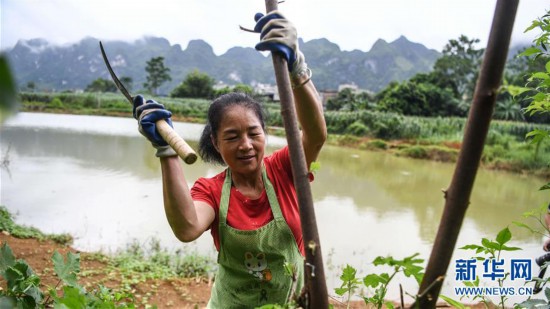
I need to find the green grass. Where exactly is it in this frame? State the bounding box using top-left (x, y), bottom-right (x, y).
top-left (0, 205), bottom-right (216, 284)
top-left (18, 91), bottom-right (550, 176)
top-left (0, 205), bottom-right (73, 245)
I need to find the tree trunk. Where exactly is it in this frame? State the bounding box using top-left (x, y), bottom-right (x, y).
top-left (416, 1), bottom-right (519, 308)
top-left (263, 1), bottom-right (329, 307)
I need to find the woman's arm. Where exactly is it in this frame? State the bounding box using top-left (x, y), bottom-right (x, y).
top-left (253, 11), bottom-right (327, 169)
top-left (132, 95), bottom-right (214, 242)
top-left (160, 156), bottom-right (215, 242)
top-left (292, 78), bottom-right (327, 169)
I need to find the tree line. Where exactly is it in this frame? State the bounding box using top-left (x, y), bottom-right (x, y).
top-left (84, 56), bottom-right (253, 100)
top-left (81, 34), bottom-right (548, 124)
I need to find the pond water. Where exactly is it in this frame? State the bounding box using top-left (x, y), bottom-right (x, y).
top-left (1, 112), bottom-right (547, 304)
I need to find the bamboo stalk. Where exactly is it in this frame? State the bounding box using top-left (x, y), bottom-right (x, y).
top-left (263, 0), bottom-right (329, 307)
top-left (415, 1), bottom-right (519, 308)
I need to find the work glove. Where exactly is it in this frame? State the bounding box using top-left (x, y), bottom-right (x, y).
top-left (133, 95), bottom-right (177, 157)
top-left (253, 11), bottom-right (310, 84)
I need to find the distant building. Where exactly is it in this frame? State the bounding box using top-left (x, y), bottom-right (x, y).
top-left (338, 83), bottom-right (359, 92)
top-left (319, 90), bottom-right (338, 106)
top-left (254, 83), bottom-right (279, 101)
top-left (213, 81), bottom-right (229, 90)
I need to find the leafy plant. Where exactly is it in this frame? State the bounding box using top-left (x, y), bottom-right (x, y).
top-left (0, 54), bottom-right (18, 124)
top-left (0, 242), bottom-right (135, 308)
top-left (334, 264), bottom-right (362, 308)
top-left (334, 253), bottom-right (424, 309)
top-left (506, 11), bottom-right (550, 165)
top-left (458, 227), bottom-right (522, 308)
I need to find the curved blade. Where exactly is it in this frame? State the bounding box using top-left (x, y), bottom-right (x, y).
top-left (99, 41), bottom-right (133, 104)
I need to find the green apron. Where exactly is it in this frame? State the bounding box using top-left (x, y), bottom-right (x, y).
top-left (207, 166), bottom-right (304, 308)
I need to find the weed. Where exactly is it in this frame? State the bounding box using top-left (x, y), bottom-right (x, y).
top-left (0, 242), bottom-right (135, 308)
top-left (334, 253), bottom-right (424, 309)
top-left (456, 227), bottom-right (522, 308)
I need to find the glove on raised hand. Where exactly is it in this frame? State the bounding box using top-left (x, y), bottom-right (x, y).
top-left (133, 95), bottom-right (177, 157)
top-left (253, 11), bottom-right (308, 80)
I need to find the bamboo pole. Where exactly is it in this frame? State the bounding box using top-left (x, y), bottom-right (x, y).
top-left (415, 1), bottom-right (519, 308)
top-left (263, 0), bottom-right (329, 307)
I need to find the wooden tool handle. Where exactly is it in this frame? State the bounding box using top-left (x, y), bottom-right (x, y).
top-left (156, 120), bottom-right (198, 164)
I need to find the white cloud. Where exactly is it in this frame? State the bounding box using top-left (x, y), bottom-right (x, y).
top-left (1, 0), bottom-right (548, 54)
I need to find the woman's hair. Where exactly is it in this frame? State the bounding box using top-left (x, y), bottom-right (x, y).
top-left (198, 92), bottom-right (266, 165)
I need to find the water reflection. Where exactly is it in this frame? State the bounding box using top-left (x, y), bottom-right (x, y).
top-left (313, 145), bottom-right (546, 243)
top-left (1, 112), bottom-right (548, 303)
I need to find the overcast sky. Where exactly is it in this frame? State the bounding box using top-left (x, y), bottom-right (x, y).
top-left (1, 0), bottom-right (548, 55)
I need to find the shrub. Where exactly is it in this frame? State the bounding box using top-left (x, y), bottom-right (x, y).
top-left (346, 121), bottom-right (370, 136)
top-left (366, 139), bottom-right (388, 150)
top-left (49, 98), bottom-right (64, 109)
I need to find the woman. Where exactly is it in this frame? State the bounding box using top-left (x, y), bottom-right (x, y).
top-left (133, 11), bottom-right (326, 307)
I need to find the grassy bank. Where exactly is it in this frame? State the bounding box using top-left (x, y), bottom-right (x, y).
top-left (0, 206), bottom-right (215, 307)
top-left (18, 91), bottom-right (550, 178)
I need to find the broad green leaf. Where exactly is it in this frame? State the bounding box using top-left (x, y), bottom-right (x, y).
top-left (373, 256), bottom-right (393, 266)
top-left (4, 266), bottom-right (23, 290)
top-left (524, 20), bottom-right (542, 33)
top-left (334, 287), bottom-right (348, 296)
top-left (496, 227), bottom-right (512, 245)
top-left (500, 245), bottom-right (522, 251)
top-left (339, 264), bottom-right (357, 282)
top-left (530, 72), bottom-right (550, 80)
top-left (20, 295), bottom-right (37, 309)
top-left (481, 238), bottom-right (500, 250)
top-left (0, 243), bottom-right (15, 274)
top-left (526, 130), bottom-right (549, 145)
top-left (519, 47), bottom-right (541, 56)
top-left (512, 221), bottom-right (536, 233)
top-left (309, 161), bottom-right (321, 173)
top-left (440, 295), bottom-right (470, 309)
top-left (518, 299), bottom-right (548, 307)
top-left (363, 274), bottom-right (384, 288)
top-left (504, 85), bottom-right (532, 97)
top-left (413, 272), bottom-right (424, 284)
top-left (52, 251), bottom-right (80, 287)
top-left (546, 60), bottom-right (550, 73)
top-left (54, 286), bottom-right (86, 308)
top-left (0, 297), bottom-right (16, 308)
top-left (532, 92), bottom-right (547, 102)
top-left (459, 244), bottom-right (483, 251)
top-left (522, 210), bottom-right (537, 217)
top-left (0, 56), bottom-right (18, 123)
top-left (24, 285), bottom-right (43, 306)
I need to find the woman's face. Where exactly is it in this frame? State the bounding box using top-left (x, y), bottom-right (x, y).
top-left (213, 105), bottom-right (266, 175)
